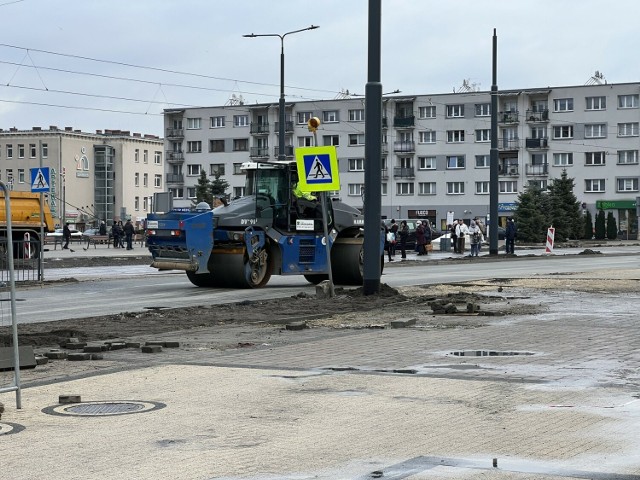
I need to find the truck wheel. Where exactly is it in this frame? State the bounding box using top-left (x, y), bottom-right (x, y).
top-left (243, 248), bottom-right (271, 288)
top-left (186, 271), bottom-right (216, 287)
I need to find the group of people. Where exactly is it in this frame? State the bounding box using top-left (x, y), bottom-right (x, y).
top-left (111, 219), bottom-right (136, 250)
top-left (385, 219), bottom-right (434, 261)
top-left (449, 218), bottom-right (484, 257)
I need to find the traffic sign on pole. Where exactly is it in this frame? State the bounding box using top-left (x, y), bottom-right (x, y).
top-left (295, 146), bottom-right (340, 192)
top-left (30, 167), bottom-right (50, 193)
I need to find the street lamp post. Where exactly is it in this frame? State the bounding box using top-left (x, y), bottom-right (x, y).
top-left (243, 25), bottom-right (319, 161)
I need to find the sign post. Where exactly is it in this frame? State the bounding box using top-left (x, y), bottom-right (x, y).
top-left (295, 140), bottom-right (340, 297)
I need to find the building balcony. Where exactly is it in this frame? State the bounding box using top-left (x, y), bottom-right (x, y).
top-left (250, 123), bottom-right (270, 135)
top-left (393, 115), bottom-right (415, 128)
top-left (525, 137), bottom-right (549, 149)
top-left (525, 109), bottom-right (549, 122)
top-left (499, 111), bottom-right (519, 124)
top-left (250, 147), bottom-right (270, 158)
top-left (526, 164), bottom-right (549, 176)
top-left (498, 164), bottom-right (519, 176)
top-left (393, 167), bottom-right (415, 178)
top-left (165, 128), bottom-right (184, 139)
top-left (381, 143), bottom-right (389, 155)
top-left (273, 145), bottom-right (294, 157)
top-left (499, 137), bottom-right (520, 150)
top-left (166, 151), bottom-right (184, 164)
top-left (166, 173), bottom-right (184, 184)
top-left (381, 168), bottom-right (389, 180)
top-left (382, 117), bottom-right (388, 129)
top-left (393, 140), bottom-right (415, 153)
top-left (274, 121), bottom-right (294, 133)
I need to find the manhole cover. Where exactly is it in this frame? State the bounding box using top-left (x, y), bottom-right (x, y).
top-left (450, 350), bottom-right (534, 357)
top-left (0, 422), bottom-right (26, 435)
top-left (42, 400), bottom-right (165, 417)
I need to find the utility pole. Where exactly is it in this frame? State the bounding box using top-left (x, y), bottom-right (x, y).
top-left (489, 29), bottom-right (499, 255)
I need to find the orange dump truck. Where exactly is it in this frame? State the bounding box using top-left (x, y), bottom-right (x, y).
top-left (0, 191), bottom-right (55, 245)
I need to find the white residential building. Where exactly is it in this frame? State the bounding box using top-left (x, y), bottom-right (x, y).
top-left (164, 82), bottom-right (639, 238)
top-left (0, 126), bottom-right (164, 229)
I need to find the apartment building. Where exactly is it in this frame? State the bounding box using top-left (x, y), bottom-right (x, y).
top-left (164, 81), bottom-right (639, 237)
top-left (0, 126), bottom-right (164, 229)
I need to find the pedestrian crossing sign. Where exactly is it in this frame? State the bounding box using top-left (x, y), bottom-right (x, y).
top-left (295, 146), bottom-right (340, 192)
top-left (30, 167), bottom-right (50, 193)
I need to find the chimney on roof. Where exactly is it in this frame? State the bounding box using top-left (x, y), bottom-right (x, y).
top-left (74, 130), bottom-right (81, 133)
top-left (49, 125), bottom-right (58, 131)
top-left (32, 127), bottom-right (42, 131)
top-left (132, 132), bottom-right (141, 138)
top-left (9, 127), bottom-right (17, 132)
top-left (65, 127), bottom-right (73, 131)
top-left (96, 130), bottom-right (102, 135)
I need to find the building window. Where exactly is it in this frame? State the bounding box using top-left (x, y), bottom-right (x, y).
top-left (381, 183), bottom-right (387, 196)
top-left (618, 122), bottom-right (639, 137)
top-left (322, 111), bottom-right (339, 123)
top-left (143, 150), bottom-right (148, 163)
top-left (418, 131), bottom-right (436, 143)
top-left (134, 149), bottom-right (139, 163)
top-left (134, 172), bottom-right (139, 187)
top-left (396, 182), bottom-right (414, 196)
top-left (585, 96), bottom-right (606, 110)
top-left (209, 139), bottom-right (225, 152)
top-left (584, 124), bottom-right (607, 138)
top-left (154, 174), bottom-right (162, 188)
top-left (348, 109), bottom-right (365, 121)
top-left (553, 125), bottom-right (574, 139)
top-left (233, 163), bottom-right (243, 174)
top-left (553, 98), bottom-right (574, 112)
top-left (18, 169), bottom-right (25, 183)
top-left (475, 155), bottom-right (490, 168)
top-left (618, 94), bottom-right (639, 109)
top-left (553, 152), bottom-right (573, 166)
top-left (475, 103), bottom-right (491, 116)
top-left (348, 183), bottom-right (365, 196)
top-left (143, 173), bottom-right (148, 187)
top-left (529, 179), bottom-right (548, 190)
top-left (187, 187), bottom-right (196, 199)
top-left (585, 179), bottom-right (606, 192)
top-left (29, 144), bottom-right (36, 158)
top-left (233, 138), bottom-right (248, 151)
top-left (446, 130), bottom-right (465, 143)
top-left (233, 186), bottom-right (245, 198)
top-left (154, 151), bottom-right (162, 165)
top-left (296, 111), bottom-right (313, 124)
top-left (233, 115), bottom-right (249, 127)
top-left (187, 164), bottom-right (201, 176)
top-left (5, 145), bottom-right (12, 158)
top-left (143, 197), bottom-right (148, 211)
top-left (475, 181), bottom-right (489, 194)
top-left (41, 143), bottom-right (48, 158)
top-left (348, 134), bottom-right (365, 146)
top-left (298, 136), bottom-right (313, 147)
top-left (418, 156), bottom-right (436, 170)
top-left (616, 177), bottom-right (638, 192)
top-left (618, 150), bottom-right (638, 165)
top-left (210, 116), bottom-right (225, 128)
top-left (418, 182), bottom-right (436, 195)
top-left (323, 135), bottom-right (339, 146)
top-left (585, 151), bottom-right (606, 166)
top-left (418, 106), bottom-right (436, 118)
top-left (348, 158), bottom-right (365, 171)
top-left (446, 155), bottom-right (465, 169)
top-left (445, 104), bottom-right (464, 118)
top-left (187, 141), bottom-right (202, 153)
top-left (170, 188), bottom-right (184, 199)
top-left (446, 182), bottom-right (464, 194)
top-left (210, 163), bottom-right (225, 176)
top-left (499, 181), bottom-right (518, 193)
top-left (134, 196), bottom-right (139, 211)
top-left (187, 118), bottom-right (201, 129)
top-left (18, 144), bottom-right (24, 158)
top-left (475, 129), bottom-right (490, 142)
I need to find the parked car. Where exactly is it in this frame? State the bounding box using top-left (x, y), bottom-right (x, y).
top-left (82, 228), bottom-right (100, 237)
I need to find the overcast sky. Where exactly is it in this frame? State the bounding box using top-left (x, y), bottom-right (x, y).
top-left (0, 0), bottom-right (638, 138)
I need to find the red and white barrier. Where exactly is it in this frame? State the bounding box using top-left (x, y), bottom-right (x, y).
top-left (24, 232), bottom-right (32, 259)
top-left (545, 226), bottom-right (555, 254)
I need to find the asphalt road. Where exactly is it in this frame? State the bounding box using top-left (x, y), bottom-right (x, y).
top-left (3, 250), bottom-right (638, 325)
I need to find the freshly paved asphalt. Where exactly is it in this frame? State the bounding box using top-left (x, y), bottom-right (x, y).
top-left (1, 240), bottom-right (639, 479)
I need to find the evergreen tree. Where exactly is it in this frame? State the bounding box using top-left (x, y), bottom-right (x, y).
top-left (546, 169), bottom-right (582, 242)
top-left (594, 210), bottom-right (606, 239)
top-left (583, 210), bottom-right (593, 240)
top-left (193, 171), bottom-right (213, 207)
top-left (606, 211), bottom-right (618, 240)
top-left (513, 184), bottom-right (548, 243)
top-left (210, 171), bottom-right (230, 203)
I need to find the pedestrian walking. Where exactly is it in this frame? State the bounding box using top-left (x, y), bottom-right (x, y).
top-left (398, 220), bottom-right (409, 259)
top-left (123, 219), bottom-right (135, 250)
top-left (389, 219), bottom-right (399, 259)
top-left (468, 220), bottom-right (483, 257)
top-left (384, 223), bottom-right (395, 262)
top-left (505, 218), bottom-right (517, 254)
top-left (62, 223), bottom-right (72, 250)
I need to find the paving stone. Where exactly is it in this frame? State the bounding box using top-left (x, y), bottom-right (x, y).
top-left (145, 341), bottom-right (166, 347)
top-left (64, 342), bottom-right (87, 350)
top-left (125, 342), bottom-right (141, 349)
top-left (141, 345), bottom-right (162, 353)
top-left (35, 355), bottom-right (49, 365)
top-left (164, 341), bottom-right (180, 348)
top-left (83, 345), bottom-right (106, 353)
top-left (390, 319), bottom-right (417, 328)
top-left (285, 322), bottom-right (308, 331)
top-left (67, 352), bottom-right (91, 361)
top-left (90, 353), bottom-right (104, 360)
top-left (109, 342), bottom-right (127, 350)
top-left (44, 350), bottom-right (68, 360)
top-left (58, 394), bottom-right (81, 404)
top-left (315, 280), bottom-right (333, 299)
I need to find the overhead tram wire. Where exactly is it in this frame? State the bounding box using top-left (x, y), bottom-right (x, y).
top-left (0, 98), bottom-right (164, 116)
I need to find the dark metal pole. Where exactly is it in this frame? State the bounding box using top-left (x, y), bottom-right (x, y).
top-left (489, 28), bottom-right (499, 255)
top-left (278, 39), bottom-right (285, 161)
top-left (363, 0), bottom-right (383, 295)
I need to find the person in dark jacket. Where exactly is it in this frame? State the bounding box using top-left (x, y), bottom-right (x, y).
top-left (415, 221), bottom-right (427, 256)
top-left (62, 223), bottom-right (71, 249)
top-left (389, 219), bottom-right (399, 259)
top-left (112, 222), bottom-right (122, 248)
top-left (505, 218), bottom-right (517, 254)
top-left (99, 221), bottom-right (107, 236)
top-left (398, 220), bottom-right (409, 260)
top-left (123, 219), bottom-right (135, 250)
